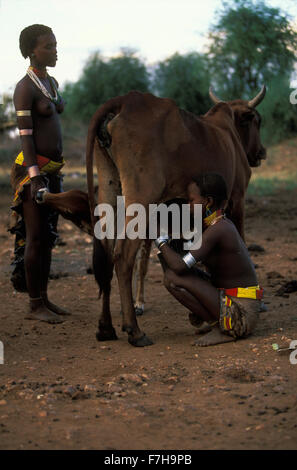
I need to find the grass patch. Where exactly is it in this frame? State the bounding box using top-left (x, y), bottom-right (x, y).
top-left (63, 175), bottom-right (88, 192)
top-left (247, 176), bottom-right (297, 196)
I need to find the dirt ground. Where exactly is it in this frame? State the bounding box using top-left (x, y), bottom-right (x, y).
top-left (0, 188), bottom-right (296, 450)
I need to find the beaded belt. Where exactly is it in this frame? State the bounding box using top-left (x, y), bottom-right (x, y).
top-left (221, 285), bottom-right (264, 307)
top-left (15, 151), bottom-right (65, 173)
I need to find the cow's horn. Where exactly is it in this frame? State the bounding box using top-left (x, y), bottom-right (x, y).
top-left (209, 87), bottom-right (222, 104)
top-left (248, 85), bottom-right (266, 108)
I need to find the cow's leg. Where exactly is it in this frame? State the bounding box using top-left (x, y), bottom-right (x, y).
top-left (92, 139), bottom-right (121, 341)
top-left (41, 190), bottom-right (92, 234)
top-left (133, 239), bottom-right (152, 316)
top-left (114, 237), bottom-right (153, 347)
top-left (93, 238), bottom-right (117, 341)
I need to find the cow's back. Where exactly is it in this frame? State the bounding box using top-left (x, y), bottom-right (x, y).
top-left (106, 91), bottom-right (249, 202)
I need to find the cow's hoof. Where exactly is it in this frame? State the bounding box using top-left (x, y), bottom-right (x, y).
top-left (96, 327), bottom-right (118, 341)
top-left (128, 334), bottom-right (154, 347)
top-left (122, 324), bottom-right (133, 334)
top-left (135, 306), bottom-right (144, 316)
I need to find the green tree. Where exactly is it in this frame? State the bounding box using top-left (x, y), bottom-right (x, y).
top-left (63, 49), bottom-right (150, 121)
top-left (258, 74), bottom-right (297, 144)
top-left (207, 0), bottom-right (297, 99)
top-left (0, 93), bottom-right (14, 127)
top-left (154, 52), bottom-right (211, 115)
top-left (0, 93), bottom-right (19, 166)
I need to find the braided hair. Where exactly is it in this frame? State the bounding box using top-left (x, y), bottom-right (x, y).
top-left (19, 24), bottom-right (53, 59)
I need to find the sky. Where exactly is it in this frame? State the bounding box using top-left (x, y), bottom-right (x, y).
top-left (1, 0), bottom-right (297, 95)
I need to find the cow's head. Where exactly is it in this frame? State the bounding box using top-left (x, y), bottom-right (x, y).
top-left (209, 86), bottom-right (267, 167)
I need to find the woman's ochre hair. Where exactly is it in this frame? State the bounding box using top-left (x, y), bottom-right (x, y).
top-left (19, 24), bottom-right (53, 59)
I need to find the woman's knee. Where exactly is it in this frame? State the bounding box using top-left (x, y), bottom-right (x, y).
top-left (25, 236), bottom-right (42, 257)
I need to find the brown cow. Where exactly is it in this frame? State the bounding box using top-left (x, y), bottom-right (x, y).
top-left (50, 87), bottom-right (264, 347)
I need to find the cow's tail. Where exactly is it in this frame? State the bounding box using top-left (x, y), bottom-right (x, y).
top-left (86, 96), bottom-right (124, 297)
top-left (92, 237), bottom-right (114, 299)
top-left (86, 95), bottom-right (123, 227)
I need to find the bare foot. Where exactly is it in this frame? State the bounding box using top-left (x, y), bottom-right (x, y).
top-left (25, 306), bottom-right (64, 324)
top-left (188, 313), bottom-right (215, 335)
top-left (188, 312), bottom-right (204, 328)
top-left (194, 322), bottom-right (213, 335)
top-left (43, 299), bottom-right (71, 316)
top-left (195, 325), bottom-right (235, 346)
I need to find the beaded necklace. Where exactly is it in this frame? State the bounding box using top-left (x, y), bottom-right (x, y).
top-left (203, 209), bottom-right (225, 229)
top-left (27, 66), bottom-right (62, 105)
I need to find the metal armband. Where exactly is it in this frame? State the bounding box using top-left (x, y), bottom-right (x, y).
top-left (19, 129), bottom-right (33, 136)
top-left (182, 252), bottom-right (197, 268)
top-left (16, 110), bottom-right (31, 117)
top-left (154, 235), bottom-right (170, 250)
top-left (27, 165), bottom-right (40, 178)
top-left (35, 188), bottom-right (49, 204)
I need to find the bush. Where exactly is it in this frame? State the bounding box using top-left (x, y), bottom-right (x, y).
top-left (153, 52), bottom-right (211, 115)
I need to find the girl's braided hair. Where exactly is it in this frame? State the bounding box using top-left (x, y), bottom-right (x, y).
top-left (19, 24), bottom-right (53, 58)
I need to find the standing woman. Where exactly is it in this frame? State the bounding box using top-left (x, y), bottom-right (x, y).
top-left (11, 24), bottom-right (70, 323)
